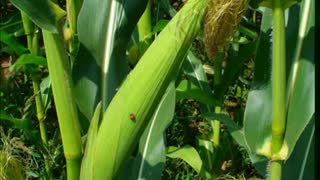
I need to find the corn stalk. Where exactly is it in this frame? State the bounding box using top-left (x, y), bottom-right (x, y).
top-left (42, 31), bottom-right (82, 180)
top-left (20, 12), bottom-right (52, 178)
top-left (270, 0), bottom-right (286, 179)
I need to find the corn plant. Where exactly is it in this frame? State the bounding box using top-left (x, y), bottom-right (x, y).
top-left (1, 0), bottom-right (314, 179)
top-left (158, 0), bottom-right (313, 179)
top-left (203, 0), bottom-right (314, 179)
top-left (3, 0), bottom-right (207, 178)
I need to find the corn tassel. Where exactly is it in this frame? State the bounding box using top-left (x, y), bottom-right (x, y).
top-left (80, 0), bottom-right (209, 179)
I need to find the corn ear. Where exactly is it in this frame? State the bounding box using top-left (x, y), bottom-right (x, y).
top-left (88, 0), bottom-right (209, 179)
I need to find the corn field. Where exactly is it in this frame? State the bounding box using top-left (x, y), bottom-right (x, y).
top-left (0, 0), bottom-right (314, 179)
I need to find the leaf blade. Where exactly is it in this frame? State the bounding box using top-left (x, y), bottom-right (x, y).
top-left (9, 0), bottom-right (65, 33)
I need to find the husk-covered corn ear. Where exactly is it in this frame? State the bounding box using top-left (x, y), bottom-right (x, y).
top-left (204, 0), bottom-right (248, 58)
top-left (80, 0), bottom-right (209, 179)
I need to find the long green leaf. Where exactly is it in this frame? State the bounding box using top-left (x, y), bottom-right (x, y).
top-left (0, 30), bottom-right (28, 55)
top-left (166, 146), bottom-right (208, 178)
top-left (0, 14), bottom-right (23, 34)
top-left (249, 0), bottom-right (302, 9)
top-left (195, 136), bottom-right (214, 177)
top-left (40, 76), bottom-right (52, 114)
top-left (202, 113), bottom-right (246, 148)
top-left (282, 117), bottom-right (314, 180)
top-left (9, 0), bottom-right (65, 33)
top-left (243, 7), bottom-right (273, 154)
top-left (0, 110), bottom-right (32, 130)
top-left (73, 0), bottom-right (149, 120)
top-left (202, 112), bottom-right (268, 177)
top-left (241, 8), bottom-right (275, 175)
top-left (214, 42), bottom-right (257, 100)
top-left (9, 54), bottom-right (47, 72)
top-left (158, 0), bottom-right (177, 17)
top-left (183, 50), bottom-right (212, 95)
top-left (176, 80), bottom-right (219, 107)
top-left (284, 0), bottom-right (314, 158)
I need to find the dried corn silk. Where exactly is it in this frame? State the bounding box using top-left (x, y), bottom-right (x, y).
top-left (204, 0), bottom-right (248, 58)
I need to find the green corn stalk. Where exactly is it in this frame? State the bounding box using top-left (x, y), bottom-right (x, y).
top-left (270, 0), bottom-right (286, 179)
top-left (211, 53), bottom-right (224, 147)
top-left (20, 13), bottom-right (48, 144)
top-left (42, 31), bottom-right (82, 180)
top-left (64, 0), bottom-right (82, 62)
top-left (80, 0), bottom-right (209, 179)
top-left (20, 12), bottom-right (51, 178)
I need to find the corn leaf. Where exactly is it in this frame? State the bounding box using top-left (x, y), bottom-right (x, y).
top-left (243, 7), bottom-right (273, 154)
top-left (0, 30), bottom-right (28, 55)
top-left (182, 50), bottom-right (212, 96)
top-left (40, 76), bottom-right (52, 115)
top-left (9, 54), bottom-right (47, 72)
top-left (195, 137), bottom-right (214, 175)
top-left (282, 117), bottom-right (314, 180)
top-left (202, 113), bottom-right (246, 148)
top-left (176, 79), bottom-right (219, 107)
top-left (0, 14), bottom-right (23, 34)
top-left (73, 0), bottom-right (149, 120)
top-left (158, 0), bottom-right (177, 17)
top-left (249, 0), bottom-right (302, 9)
top-left (214, 43), bottom-right (257, 99)
top-left (284, 0), bottom-right (314, 158)
top-left (166, 145), bottom-right (210, 179)
top-left (0, 110), bottom-right (32, 131)
top-left (9, 0), bottom-right (65, 33)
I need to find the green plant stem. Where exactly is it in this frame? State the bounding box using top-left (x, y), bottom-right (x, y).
top-left (66, 0), bottom-right (81, 61)
top-left (21, 12), bottom-right (47, 143)
top-left (31, 78), bottom-right (47, 143)
top-left (270, 160), bottom-right (282, 180)
top-left (211, 54), bottom-right (223, 146)
top-left (21, 12), bottom-right (51, 178)
top-left (212, 53), bottom-right (224, 100)
top-left (66, 0), bottom-right (77, 34)
top-left (21, 12), bottom-right (37, 54)
top-left (212, 106), bottom-right (221, 146)
top-left (42, 30), bottom-right (82, 180)
top-left (271, 0), bottom-right (286, 156)
top-left (239, 24), bottom-right (258, 40)
top-left (32, 78), bottom-right (51, 180)
top-left (270, 1), bottom-right (286, 179)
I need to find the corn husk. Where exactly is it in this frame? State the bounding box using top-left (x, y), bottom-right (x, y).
top-left (80, 0), bottom-right (209, 179)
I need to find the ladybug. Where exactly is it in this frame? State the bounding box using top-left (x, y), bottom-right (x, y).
top-left (129, 113), bottom-right (136, 122)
